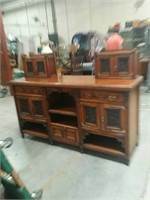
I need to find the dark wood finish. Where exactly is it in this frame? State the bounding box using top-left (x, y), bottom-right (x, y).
top-left (22, 54), bottom-right (57, 78)
top-left (95, 49), bottom-right (140, 79)
top-left (9, 75), bottom-right (143, 163)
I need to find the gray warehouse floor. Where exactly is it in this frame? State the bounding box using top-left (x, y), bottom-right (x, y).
top-left (0, 85), bottom-right (150, 200)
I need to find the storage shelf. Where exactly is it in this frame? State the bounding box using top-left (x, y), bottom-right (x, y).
top-left (50, 114), bottom-right (78, 128)
top-left (83, 134), bottom-right (125, 157)
top-left (23, 130), bottom-right (49, 139)
top-left (49, 107), bottom-right (77, 116)
top-left (20, 115), bottom-right (46, 123)
top-left (51, 120), bottom-right (77, 128)
top-left (22, 121), bottom-right (48, 138)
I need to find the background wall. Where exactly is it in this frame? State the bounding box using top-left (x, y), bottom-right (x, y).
top-left (1, 0), bottom-right (150, 46)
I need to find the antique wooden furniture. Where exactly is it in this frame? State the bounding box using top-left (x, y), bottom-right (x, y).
top-left (95, 49), bottom-right (140, 79)
top-left (22, 53), bottom-right (57, 78)
top-left (9, 75), bottom-right (143, 164)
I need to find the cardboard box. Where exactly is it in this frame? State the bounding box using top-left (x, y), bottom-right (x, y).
top-left (132, 20), bottom-right (141, 28)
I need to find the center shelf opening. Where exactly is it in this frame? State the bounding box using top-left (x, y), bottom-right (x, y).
top-left (50, 114), bottom-right (78, 127)
top-left (48, 91), bottom-right (76, 112)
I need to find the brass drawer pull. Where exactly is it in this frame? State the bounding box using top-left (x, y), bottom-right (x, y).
top-left (108, 95), bottom-right (117, 100)
top-left (114, 65), bottom-right (117, 71)
top-left (85, 93), bottom-right (92, 98)
top-left (101, 116), bottom-right (104, 123)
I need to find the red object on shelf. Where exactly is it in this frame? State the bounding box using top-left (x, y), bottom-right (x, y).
top-left (114, 23), bottom-right (120, 30)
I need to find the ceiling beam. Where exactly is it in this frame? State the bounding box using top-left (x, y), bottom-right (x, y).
top-left (1, 0), bottom-right (50, 13)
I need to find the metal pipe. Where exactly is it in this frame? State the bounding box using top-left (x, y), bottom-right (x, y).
top-left (50, 0), bottom-right (58, 33)
top-left (44, 0), bottom-right (49, 34)
top-left (65, 0), bottom-right (70, 43)
top-left (2, 0), bottom-right (49, 13)
top-left (24, 2), bottom-right (31, 37)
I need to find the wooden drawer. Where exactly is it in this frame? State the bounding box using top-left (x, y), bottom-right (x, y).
top-left (13, 86), bottom-right (44, 96)
top-left (47, 88), bottom-right (75, 97)
top-left (100, 92), bottom-right (125, 103)
top-left (51, 124), bottom-right (79, 145)
top-left (80, 90), bottom-right (125, 103)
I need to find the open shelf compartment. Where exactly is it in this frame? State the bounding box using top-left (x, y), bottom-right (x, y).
top-left (50, 114), bottom-right (78, 128)
top-left (83, 133), bottom-right (125, 157)
top-left (22, 121), bottom-right (49, 139)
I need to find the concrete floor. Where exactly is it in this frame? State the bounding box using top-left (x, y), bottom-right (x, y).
top-left (0, 85), bottom-right (150, 200)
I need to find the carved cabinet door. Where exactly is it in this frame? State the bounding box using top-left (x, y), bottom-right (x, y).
top-left (15, 96), bottom-right (46, 120)
top-left (31, 97), bottom-right (46, 119)
top-left (16, 96), bottom-right (31, 118)
top-left (101, 104), bottom-right (127, 133)
top-left (80, 101), bottom-right (101, 130)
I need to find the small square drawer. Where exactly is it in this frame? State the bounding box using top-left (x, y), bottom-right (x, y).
top-left (13, 86), bottom-right (44, 96)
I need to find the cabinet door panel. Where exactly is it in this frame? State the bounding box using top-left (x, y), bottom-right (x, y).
top-left (15, 96), bottom-right (31, 118)
top-left (100, 58), bottom-right (110, 73)
top-left (35, 59), bottom-right (47, 77)
top-left (31, 98), bottom-right (46, 119)
top-left (65, 128), bottom-right (79, 142)
top-left (101, 104), bottom-right (126, 133)
top-left (25, 59), bottom-right (34, 77)
top-left (51, 125), bottom-right (79, 144)
top-left (52, 125), bottom-right (64, 139)
top-left (80, 102), bottom-right (100, 130)
top-left (115, 55), bottom-right (133, 76)
top-left (97, 56), bottom-right (113, 77)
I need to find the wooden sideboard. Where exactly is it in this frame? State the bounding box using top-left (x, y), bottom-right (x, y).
top-left (9, 75), bottom-right (143, 164)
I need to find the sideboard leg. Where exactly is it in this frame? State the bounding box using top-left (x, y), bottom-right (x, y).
top-left (124, 158), bottom-right (130, 166)
top-left (80, 146), bottom-right (84, 153)
top-left (21, 132), bottom-right (24, 138)
top-left (50, 140), bottom-right (53, 145)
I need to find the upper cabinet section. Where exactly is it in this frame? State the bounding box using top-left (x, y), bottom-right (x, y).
top-left (95, 49), bottom-right (140, 79)
top-left (22, 54), bottom-right (57, 78)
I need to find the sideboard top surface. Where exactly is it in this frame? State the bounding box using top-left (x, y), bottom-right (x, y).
top-left (9, 75), bottom-right (143, 91)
